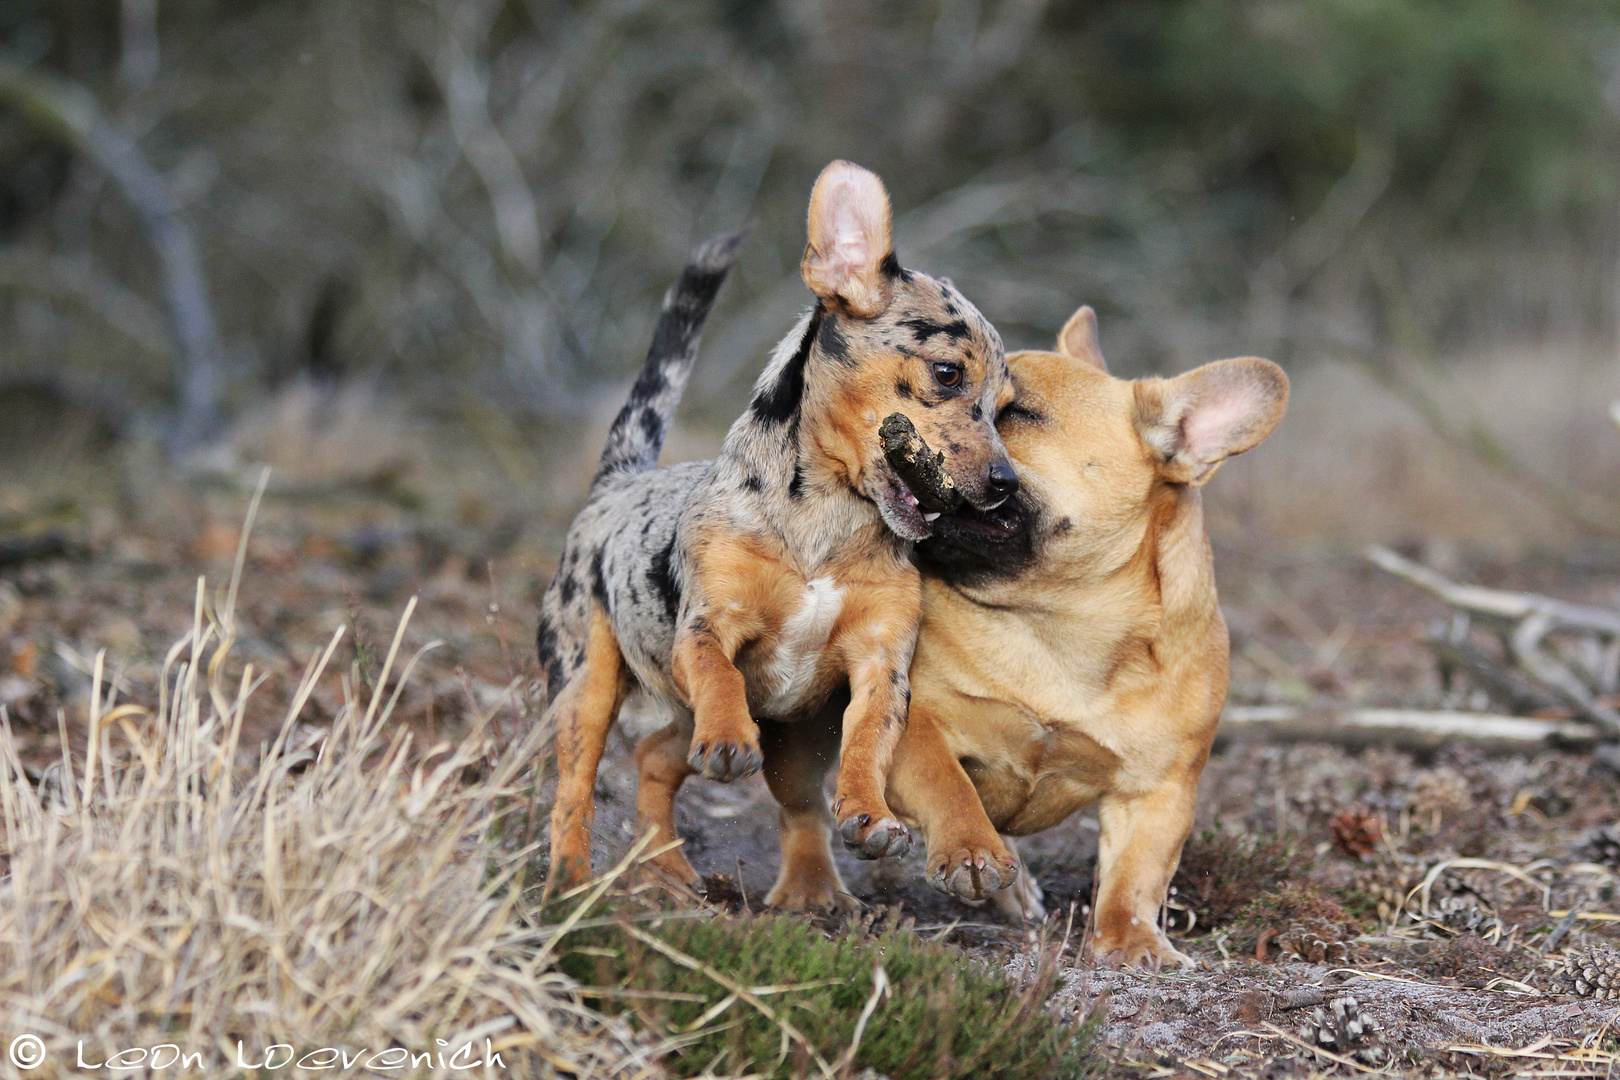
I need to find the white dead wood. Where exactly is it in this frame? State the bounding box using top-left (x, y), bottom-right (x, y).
top-left (1366, 544), bottom-right (1620, 738)
top-left (0, 60), bottom-right (222, 453)
top-left (1219, 705), bottom-right (1600, 753)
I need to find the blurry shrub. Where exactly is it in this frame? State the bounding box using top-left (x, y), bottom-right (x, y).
top-left (1076, 0), bottom-right (1620, 220)
top-left (0, 0), bottom-right (1615, 432)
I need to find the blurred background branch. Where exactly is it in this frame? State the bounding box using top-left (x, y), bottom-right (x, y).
top-left (0, 55), bottom-right (220, 450)
top-left (0, 0), bottom-right (1613, 540)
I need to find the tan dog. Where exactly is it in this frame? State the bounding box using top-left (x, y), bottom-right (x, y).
top-left (714, 306), bottom-right (1287, 959)
top-left (885, 307), bottom-right (1287, 965)
top-left (630, 305), bottom-right (1287, 952)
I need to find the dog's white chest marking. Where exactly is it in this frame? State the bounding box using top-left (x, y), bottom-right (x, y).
top-left (760, 576), bottom-right (845, 715)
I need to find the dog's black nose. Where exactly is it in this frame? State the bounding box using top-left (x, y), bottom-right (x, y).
top-left (984, 461), bottom-right (1019, 506)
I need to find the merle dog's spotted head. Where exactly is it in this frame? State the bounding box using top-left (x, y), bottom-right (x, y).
top-left (781, 161), bottom-right (1016, 542)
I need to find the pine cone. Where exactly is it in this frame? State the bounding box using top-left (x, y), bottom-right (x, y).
top-left (1278, 918), bottom-right (1353, 964)
top-left (1329, 805), bottom-right (1382, 861)
top-left (1432, 895), bottom-right (1499, 937)
top-left (1351, 863), bottom-right (1417, 924)
top-left (1560, 944), bottom-right (1620, 1001)
top-left (1300, 997), bottom-right (1387, 1066)
top-left (1576, 824), bottom-right (1620, 869)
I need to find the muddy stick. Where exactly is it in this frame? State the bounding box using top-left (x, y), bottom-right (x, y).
top-left (879, 412), bottom-right (963, 514)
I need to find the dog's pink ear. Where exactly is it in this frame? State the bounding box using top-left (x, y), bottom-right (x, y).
top-left (1134, 358), bottom-right (1288, 486)
top-left (802, 161), bottom-right (894, 318)
top-left (1055, 305), bottom-right (1107, 372)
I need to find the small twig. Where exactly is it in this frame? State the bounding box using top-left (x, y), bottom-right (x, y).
top-left (832, 964), bottom-right (889, 1077)
top-left (1542, 910), bottom-right (1581, 955)
top-left (879, 413), bottom-right (963, 514)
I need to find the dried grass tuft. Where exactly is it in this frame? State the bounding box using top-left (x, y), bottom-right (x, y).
top-left (0, 478), bottom-right (654, 1078)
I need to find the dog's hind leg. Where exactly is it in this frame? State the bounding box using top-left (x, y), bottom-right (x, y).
top-left (546, 605), bottom-right (631, 893)
top-left (760, 708), bottom-right (856, 914)
top-left (633, 716), bottom-right (701, 889)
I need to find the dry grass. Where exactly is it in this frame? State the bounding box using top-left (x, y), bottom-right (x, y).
top-left (0, 479), bottom-right (654, 1078)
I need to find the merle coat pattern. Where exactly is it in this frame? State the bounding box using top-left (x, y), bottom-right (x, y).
top-left (541, 162), bottom-right (1016, 909)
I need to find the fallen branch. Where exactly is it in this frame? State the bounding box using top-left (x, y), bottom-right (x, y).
top-left (1366, 546), bottom-right (1620, 632)
top-left (1366, 545), bottom-right (1620, 738)
top-left (1219, 706), bottom-right (1600, 754)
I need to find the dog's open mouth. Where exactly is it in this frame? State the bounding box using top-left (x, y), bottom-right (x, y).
top-left (877, 469), bottom-right (937, 542)
top-left (934, 499), bottom-right (1024, 540)
top-left (914, 493), bottom-right (1035, 581)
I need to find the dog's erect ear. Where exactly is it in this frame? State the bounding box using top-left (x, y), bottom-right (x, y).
top-left (1055, 305), bottom-right (1107, 373)
top-left (1134, 357), bottom-right (1288, 487)
top-left (801, 161), bottom-right (894, 318)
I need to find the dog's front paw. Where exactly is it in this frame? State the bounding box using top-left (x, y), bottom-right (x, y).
top-left (925, 841), bottom-right (1019, 902)
top-left (686, 737), bottom-right (763, 782)
top-left (1090, 928), bottom-right (1194, 970)
top-left (834, 801), bottom-right (912, 860)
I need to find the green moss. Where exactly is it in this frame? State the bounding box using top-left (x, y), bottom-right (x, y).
top-left (1172, 823), bottom-right (1312, 929)
top-left (558, 910), bottom-right (1101, 1080)
top-left (1229, 881), bottom-right (1353, 938)
top-left (1338, 887), bottom-right (1384, 929)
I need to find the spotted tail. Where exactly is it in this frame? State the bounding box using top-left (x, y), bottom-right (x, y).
top-left (593, 230), bottom-right (746, 483)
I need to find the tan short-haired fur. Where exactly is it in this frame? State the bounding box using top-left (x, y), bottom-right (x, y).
top-left (680, 306), bottom-right (1287, 962)
top-left (887, 309), bottom-right (1287, 965)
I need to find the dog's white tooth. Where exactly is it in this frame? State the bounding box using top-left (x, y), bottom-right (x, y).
top-left (923, 512), bottom-right (940, 522)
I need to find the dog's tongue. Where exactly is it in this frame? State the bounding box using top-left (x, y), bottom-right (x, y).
top-left (879, 413), bottom-right (963, 515)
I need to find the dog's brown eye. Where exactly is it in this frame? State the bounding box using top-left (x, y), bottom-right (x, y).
top-left (931, 362), bottom-right (963, 389)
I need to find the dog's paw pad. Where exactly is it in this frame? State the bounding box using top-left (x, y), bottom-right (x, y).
top-left (686, 740), bottom-right (763, 783)
top-left (837, 813), bottom-right (911, 860)
top-left (926, 850), bottom-right (1017, 902)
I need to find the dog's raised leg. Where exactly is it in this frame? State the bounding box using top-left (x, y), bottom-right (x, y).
top-left (673, 603), bottom-right (763, 783)
top-left (547, 606), bottom-right (631, 892)
top-left (1091, 777), bottom-right (1198, 968)
top-left (759, 711), bottom-right (857, 914)
top-left (831, 642), bottom-right (919, 860)
top-left (885, 701), bottom-right (1019, 899)
top-left (632, 717), bottom-right (702, 889)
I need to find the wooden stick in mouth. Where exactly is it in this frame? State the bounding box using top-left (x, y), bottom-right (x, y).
top-left (879, 412), bottom-right (964, 515)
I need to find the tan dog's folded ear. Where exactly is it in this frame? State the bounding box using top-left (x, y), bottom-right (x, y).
top-left (1056, 305), bottom-right (1108, 373)
top-left (1134, 357), bottom-right (1288, 486)
top-left (801, 161), bottom-right (894, 318)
